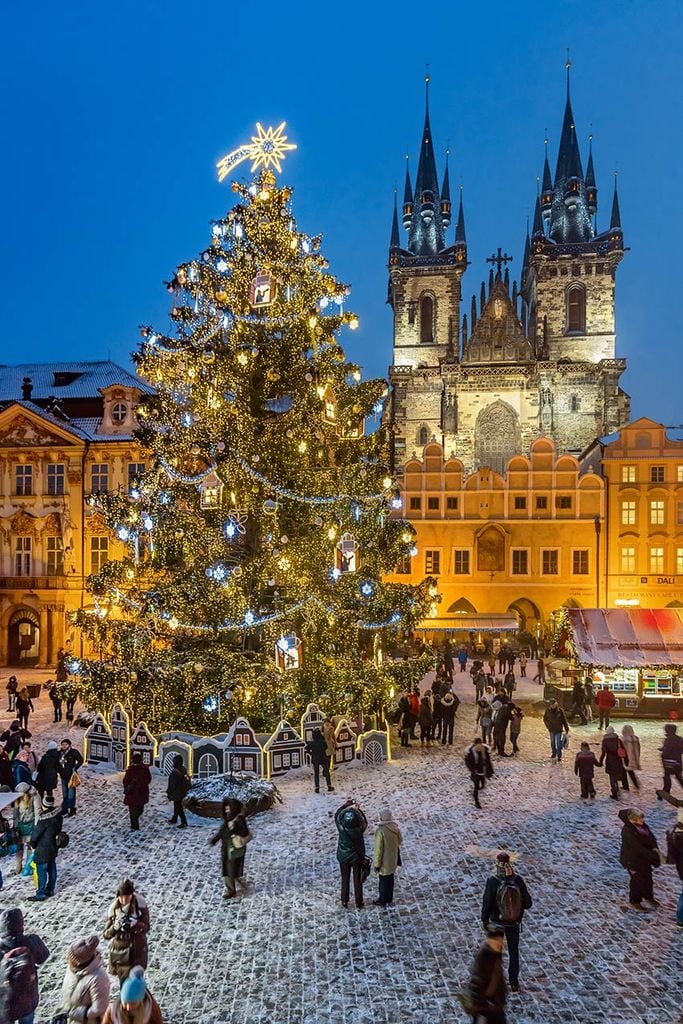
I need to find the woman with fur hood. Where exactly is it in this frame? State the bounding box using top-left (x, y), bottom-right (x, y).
top-left (102, 966), bottom-right (162, 1024)
top-left (13, 781), bottom-right (41, 873)
top-left (60, 935), bottom-right (111, 1023)
top-left (103, 880), bottom-right (150, 980)
top-left (372, 809), bottom-right (403, 907)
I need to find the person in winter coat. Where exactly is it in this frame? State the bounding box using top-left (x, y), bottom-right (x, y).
top-left (518, 652), bottom-right (528, 677)
top-left (28, 793), bottom-right (63, 901)
top-left (458, 646), bottom-right (468, 673)
top-left (407, 688), bottom-right (420, 739)
top-left (0, 908), bottom-right (50, 1024)
top-left (503, 670), bottom-right (516, 699)
top-left (595, 684), bottom-right (616, 730)
top-left (13, 782), bottom-right (42, 874)
top-left (492, 700), bottom-right (512, 757)
top-left (431, 686), bottom-right (443, 742)
top-left (397, 690), bottom-right (415, 747)
top-left (417, 694), bottom-right (433, 746)
top-left (656, 789), bottom-right (683, 926)
top-left (599, 726), bottom-right (627, 799)
top-left (467, 925), bottom-right (508, 1023)
top-left (574, 742), bottom-right (600, 799)
top-left (102, 966), bottom-right (163, 1024)
top-left (533, 657), bottom-right (546, 687)
top-left (103, 880), bottom-right (150, 979)
top-left (15, 687), bottom-right (34, 731)
top-left (20, 740), bottom-right (39, 774)
top-left (166, 755), bottom-right (190, 828)
top-left (465, 738), bottom-right (494, 809)
top-left (63, 682), bottom-right (78, 724)
top-left (472, 667), bottom-right (486, 702)
top-left (508, 706), bottom-right (523, 755)
top-left (60, 935), bottom-right (111, 1024)
top-left (440, 689), bottom-right (459, 746)
top-left (334, 798), bottom-right (367, 909)
top-left (620, 725), bottom-right (641, 790)
top-left (571, 679), bottom-right (588, 724)
top-left (58, 738), bottom-right (84, 817)
top-left (35, 740), bottom-right (60, 797)
top-left (122, 753), bottom-right (152, 830)
top-left (443, 641), bottom-right (455, 683)
top-left (543, 699), bottom-right (570, 761)
top-left (618, 808), bottom-right (661, 912)
top-left (0, 747), bottom-right (12, 788)
top-left (209, 797), bottom-right (252, 900)
top-left (583, 676), bottom-right (595, 720)
top-left (6, 675), bottom-right (17, 712)
top-left (372, 808), bottom-right (402, 907)
top-left (476, 699), bottom-right (493, 746)
top-left (481, 852), bottom-right (533, 992)
top-left (658, 723), bottom-right (683, 796)
top-left (1, 720), bottom-right (32, 760)
top-left (322, 718), bottom-right (337, 763)
top-left (305, 728), bottom-right (335, 793)
top-left (11, 746), bottom-right (34, 789)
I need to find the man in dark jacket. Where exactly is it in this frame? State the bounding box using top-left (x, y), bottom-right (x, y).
top-left (543, 699), bottom-right (570, 761)
top-left (166, 755), bottom-right (190, 828)
top-left (656, 790), bottom-right (683, 926)
top-left (58, 738), bottom-right (83, 817)
top-left (492, 700), bottom-right (511, 757)
top-left (0, 907), bottom-right (50, 1024)
top-left (481, 852), bottom-right (532, 992)
top-left (123, 753), bottom-right (152, 830)
top-left (618, 808), bottom-right (660, 912)
top-left (574, 741), bottom-right (600, 799)
top-left (35, 741), bottom-right (60, 797)
top-left (28, 795), bottom-right (63, 902)
top-left (468, 924), bottom-right (508, 1023)
top-left (0, 720), bottom-right (32, 761)
top-left (465, 738), bottom-right (494, 809)
top-left (334, 799), bottom-right (367, 909)
top-left (440, 689), bottom-right (459, 746)
top-left (305, 728), bottom-right (335, 794)
top-left (658, 724), bottom-right (683, 796)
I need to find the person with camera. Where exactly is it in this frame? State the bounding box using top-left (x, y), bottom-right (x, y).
top-left (103, 880), bottom-right (150, 981)
top-left (334, 797), bottom-right (368, 909)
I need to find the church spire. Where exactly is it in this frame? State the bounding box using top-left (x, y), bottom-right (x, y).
top-left (585, 134), bottom-right (597, 217)
top-left (441, 150), bottom-right (452, 229)
top-left (402, 158), bottom-right (413, 230)
top-left (390, 190), bottom-right (400, 249)
top-left (540, 136), bottom-right (553, 226)
top-left (407, 72), bottom-right (446, 255)
top-left (610, 174), bottom-right (622, 230)
top-left (554, 69), bottom-right (584, 186)
top-left (532, 194), bottom-right (544, 237)
top-left (546, 61), bottom-right (593, 244)
top-left (455, 187), bottom-right (466, 243)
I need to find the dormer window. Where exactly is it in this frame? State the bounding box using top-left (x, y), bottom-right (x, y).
top-left (112, 403), bottom-right (128, 423)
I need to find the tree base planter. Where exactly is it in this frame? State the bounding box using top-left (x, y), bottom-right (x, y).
top-left (183, 772), bottom-right (282, 819)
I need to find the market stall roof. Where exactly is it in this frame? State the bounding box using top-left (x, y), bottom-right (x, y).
top-left (567, 608), bottom-right (683, 668)
top-left (417, 614), bottom-right (519, 633)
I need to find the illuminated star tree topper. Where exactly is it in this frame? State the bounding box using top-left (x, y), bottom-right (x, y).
top-left (216, 122), bottom-right (297, 180)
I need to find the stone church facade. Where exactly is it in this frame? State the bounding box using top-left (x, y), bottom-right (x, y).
top-left (387, 75), bottom-right (630, 475)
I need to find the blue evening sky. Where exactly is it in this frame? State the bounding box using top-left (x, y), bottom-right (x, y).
top-left (2, 1), bottom-right (682, 425)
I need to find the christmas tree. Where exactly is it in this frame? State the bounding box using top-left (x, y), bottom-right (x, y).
top-left (74, 137), bottom-right (435, 733)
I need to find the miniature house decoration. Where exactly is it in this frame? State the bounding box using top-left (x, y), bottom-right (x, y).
top-left (130, 722), bottom-right (158, 767)
top-left (84, 713), bottom-right (114, 765)
top-left (199, 470), bottom-right (223, 510)
top-left (263, 720), bottom-right (306, 778)
top-left (157, 736), bottom-right (194, 777)
top-left (356, 728), bottom-right (391, 766)
top-left (223, 717), bottom-right (263, 775)
top-left (275, 633), bottom-right (302, 671)
top-left (333, 717), bottom-right (357, 766)
top-left (110, 703), bottom-right (131, 770)
top-left (335, 533), bottom-right (359, 573)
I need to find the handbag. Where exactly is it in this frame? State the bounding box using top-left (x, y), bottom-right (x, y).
top-left (55, 830), bottom-right (70, 849)
top-left (51, 1015), bottom-right (68, 1024)
top-left (69, 771), bottom-right (81, 788)
top-left (617, 744), bottom-right (627, 759)
top-left (360, 857), bottom-right (372, 884)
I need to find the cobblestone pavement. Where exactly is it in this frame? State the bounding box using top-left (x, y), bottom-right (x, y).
top-left (1, 685), bottom-right (682, 1024)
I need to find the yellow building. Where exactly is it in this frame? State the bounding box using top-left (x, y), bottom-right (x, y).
top-left (582, 417), bottom-right (683, 609)
top-left (0, 362), bottom-right (151, 667)
top-left (385, 437), bottom-right (605, 640)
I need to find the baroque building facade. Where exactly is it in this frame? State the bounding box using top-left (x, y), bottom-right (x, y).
top-left (0, 362), bottom-right (151, 666)
top-left (387, 74), bottom-right (630, 475)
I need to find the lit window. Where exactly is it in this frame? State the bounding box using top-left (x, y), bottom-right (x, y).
top-left (14, 537), bottom-right (31, 576)
top-left (650, 500), bottom-right (665, 526)
top-left (47, 464), bottom-right (65, 496)
top-left (542, 550), bottom-right (559, 575)
top-left (677, 501), bottom-right (683, 526)
top-left (573, 550), bottom-right (589, 575)
top-left (621, 465), bottom-right (636, 483)
top-left (677, 548), bottom-right (683, 575)
top-left (90, 536), bottom-right (109, 574)
top-left (650, 465), bottom-right (665, 483)
top-left (621, 500), bottom-right (636, 526)
top-left (425, 550), bottom-right (440, 575)
top-left (427, 497), bottom-right (439, 511)
top-left (514, 496), bottom-right (526, 510)
top-left (621, 547), bottom-right (636, 573)
top-left (454, 550), bottom-right (470, 575)
top-left (46, 537), bottom-right (64, 577)
top-left (112, 403), bottom-right (128, 423)
top-left (677, 466), bottom-right (683, 483)
top-left (649, 547), bottom-right (664, 574)
top-left (511, 549), bottom-right (528, 575)
top-left (91, 464), bottom-right (109, 493)
top-left (15, 465), bottom-right (33, 496)
top-left (128, 463), bottom-right (146, 494)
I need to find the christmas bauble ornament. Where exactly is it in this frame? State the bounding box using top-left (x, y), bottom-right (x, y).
top-left (130, 672), bottom-right (138, 682)
top-left (194, 662), bottom-right (204, 673)
top-left (174, 528), bottom-right (185, 540)
top-left (263, 498), bottom-right (278, 515)
top-left (216, 440), bottom-right (226, 451)
top-left (314, 516), bottom-right (323, 527)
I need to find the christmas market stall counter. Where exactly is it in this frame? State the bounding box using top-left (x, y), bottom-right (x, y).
top-left (550, 607), bottom-right (683, 718)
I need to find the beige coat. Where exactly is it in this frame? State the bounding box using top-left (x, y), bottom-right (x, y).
top-left (621, 730), bottom-right (641, 771)
top-left (322, 722), bottom-right (337, 759)
top-left (373, 820), bottom-right (402, 876)
top-left (61, 951), bottom-right (111, 1023)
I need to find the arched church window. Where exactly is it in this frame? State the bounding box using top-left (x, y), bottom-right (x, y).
top-left (566, 285), bottom-right (586, 333)
top-left (420, 295), bottom-right (434, 344)
top-left (418, 426), bottom-right (429, 446)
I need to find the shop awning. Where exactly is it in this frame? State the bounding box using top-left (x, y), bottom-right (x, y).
top-left (567, 608), bottom-right (683, 668)
top-left (417, 614), bottom-right (519, 633)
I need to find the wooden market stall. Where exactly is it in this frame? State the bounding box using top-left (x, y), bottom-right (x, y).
top-left (552, 607), bottom-right (683, 718)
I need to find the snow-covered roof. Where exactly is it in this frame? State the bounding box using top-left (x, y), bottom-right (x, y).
top-left (567, 608), bottom-right (683, 667)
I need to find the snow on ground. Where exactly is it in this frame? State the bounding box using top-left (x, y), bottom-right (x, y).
top-left (1, 672), bottom-right (682, 1024)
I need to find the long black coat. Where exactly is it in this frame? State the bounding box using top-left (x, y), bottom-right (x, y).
top-left (600, 734), bottom-right (624, 776)
top-left (335, 804), bottom-right (367, 864)
top-left (469, 942), bottom-right (506, 1013)
top-left (123, 762), bottom-right (152, 807)
top-left (35, 748), bottom-right (60, 792)
top-left (166, 766), bottom-right (191, 801)
top-left (619, 812), bottom-right (659, 873)
top-left (30, 809), bottom-right (63, 863)
top-left (305, 731), bottom-right (329, 766)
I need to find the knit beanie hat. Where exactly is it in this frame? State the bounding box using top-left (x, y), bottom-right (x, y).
top-left (120, 966), bottom-right (147, 1004)
top-left (379, 809), bottom-right (393, 822)
top-left (47, 740), bottom-right (58, 750)
top-left (68, 935), bottom-right (99, 969)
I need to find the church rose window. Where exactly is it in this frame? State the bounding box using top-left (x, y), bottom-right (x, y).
top-left (566, 285), bottom-right (585, 333)
top-left (420, 295), bottom-right (434, 343)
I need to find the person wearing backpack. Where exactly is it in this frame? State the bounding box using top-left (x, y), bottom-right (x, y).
top-left (210, 798), bottom-right (252, 900)
top-left (166, 755), bottom-right (191, 828)
top-left (103, 880), bottom-right (150, 980)
top-left (481, 852), bottom-right (532, 993)
top-left (27, 794), bottom-right (63, 902)
top-left (0, 907), bottom-right (50, 1024)
top-left (59, 934), bottom-right (111, 1024)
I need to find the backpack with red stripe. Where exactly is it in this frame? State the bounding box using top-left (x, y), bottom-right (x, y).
top-left (0, 945), bottom-right (39, 1020)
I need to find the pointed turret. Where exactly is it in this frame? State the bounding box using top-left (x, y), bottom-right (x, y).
top-left (610, 175), bottom-right (622, 231)
top-left (585, 136), bottom-right (597, 217)
top-left (390, 191), bottom-right (400, 249)
top-left (545, 63), bottom-right (593, 244)
top-left (554, 65), bottom-right (584, 185)
top-left (471, 294), bottom-right (477, 329)
top-left (441, 153), bottom-right (452, 229)
top-left (532, 195), bottom-right (544, 237)
top-left (407, 75), bottom-right (446, 255)
top-left (541, 139), bottom-right (553, 226)
top-left (402, 160), bottom-right (413, 230)
top-left (453, 186), bottom-right (467, 267)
